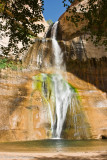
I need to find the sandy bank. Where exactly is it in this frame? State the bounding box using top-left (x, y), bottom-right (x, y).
top-left (0, 151), bottom-right (107, 160)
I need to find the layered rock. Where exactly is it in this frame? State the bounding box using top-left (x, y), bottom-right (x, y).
top-left (0, 35), bottom-right (107, 142)
top-left (0, 69), bottom-right (51, 141)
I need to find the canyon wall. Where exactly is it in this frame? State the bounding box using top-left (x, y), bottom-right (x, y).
top-left (0, 35), bottom-right (106, 141)
top-left (0, 0), bottom-right (107, 142)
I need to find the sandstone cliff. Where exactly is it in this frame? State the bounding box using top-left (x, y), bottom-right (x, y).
top-left (0, 0), bottom-right (107, 142)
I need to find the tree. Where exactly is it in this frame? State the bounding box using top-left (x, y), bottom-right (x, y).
top-left (62, 0), bottom-right (107, 50)
top-left (0, 0), bottom-right (45, 55)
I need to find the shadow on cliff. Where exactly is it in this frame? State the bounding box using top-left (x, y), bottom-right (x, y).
top-left (66, 57), bottom-right (107, 93)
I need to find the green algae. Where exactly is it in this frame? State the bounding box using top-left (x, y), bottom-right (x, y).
top-left (68, 82), bottom-right (81, 101)
top-left (32, 73), bottom-right (80, 104)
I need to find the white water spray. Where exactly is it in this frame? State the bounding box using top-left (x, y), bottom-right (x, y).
top-left (52, 75), bottom-right (72, 138)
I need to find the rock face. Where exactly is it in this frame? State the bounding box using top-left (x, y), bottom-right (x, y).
top-left (56, 0), bottom-right (107, 93)
top-left (57, 1), bottom-right (107, 139)
top-left (0, 36), bottom-right (107, 141)
top-left (0, 69), bottom-right (51, 141)
top-left (0, 66), bottom-right (107, 141)
top-left (57, 0), bottom-right (87, 40)
top-left (23, 37), bottom-right (107, 92)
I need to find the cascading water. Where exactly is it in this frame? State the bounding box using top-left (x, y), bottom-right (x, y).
top-left (52, 75), bottom-right (73, 138)
top-left (51, 21), bottom-right (65, 70)
top-left (50, 22), bottom-right (72, 138)
top-left (32, 21), bottom-right (89, 139)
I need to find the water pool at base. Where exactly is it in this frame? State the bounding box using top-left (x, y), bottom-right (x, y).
top-left (0, 140), bottom-right (107, 152)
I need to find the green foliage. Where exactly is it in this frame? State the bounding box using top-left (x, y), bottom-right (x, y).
top-left (63, 0), bottom-right (107, 49)
top-left (0, 58), bottom-right (18, 70)
top-left (0, 58), bottom-right (8, 69)
top-left (0, 0), bottom-right (45, 55)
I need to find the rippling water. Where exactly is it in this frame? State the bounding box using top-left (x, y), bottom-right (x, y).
top-left (0, 139), bottom-right (107, 152)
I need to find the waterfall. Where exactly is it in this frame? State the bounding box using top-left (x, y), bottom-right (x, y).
top-left (32, 22), bottom-right (89, 139)
top-left (51, 22), bottom-right (70, 137)
top-left (44, 22), bottom-right (76, 138)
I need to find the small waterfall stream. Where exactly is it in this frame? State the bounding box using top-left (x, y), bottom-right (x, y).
top-left (51, 21), bottom-right (64, 69)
